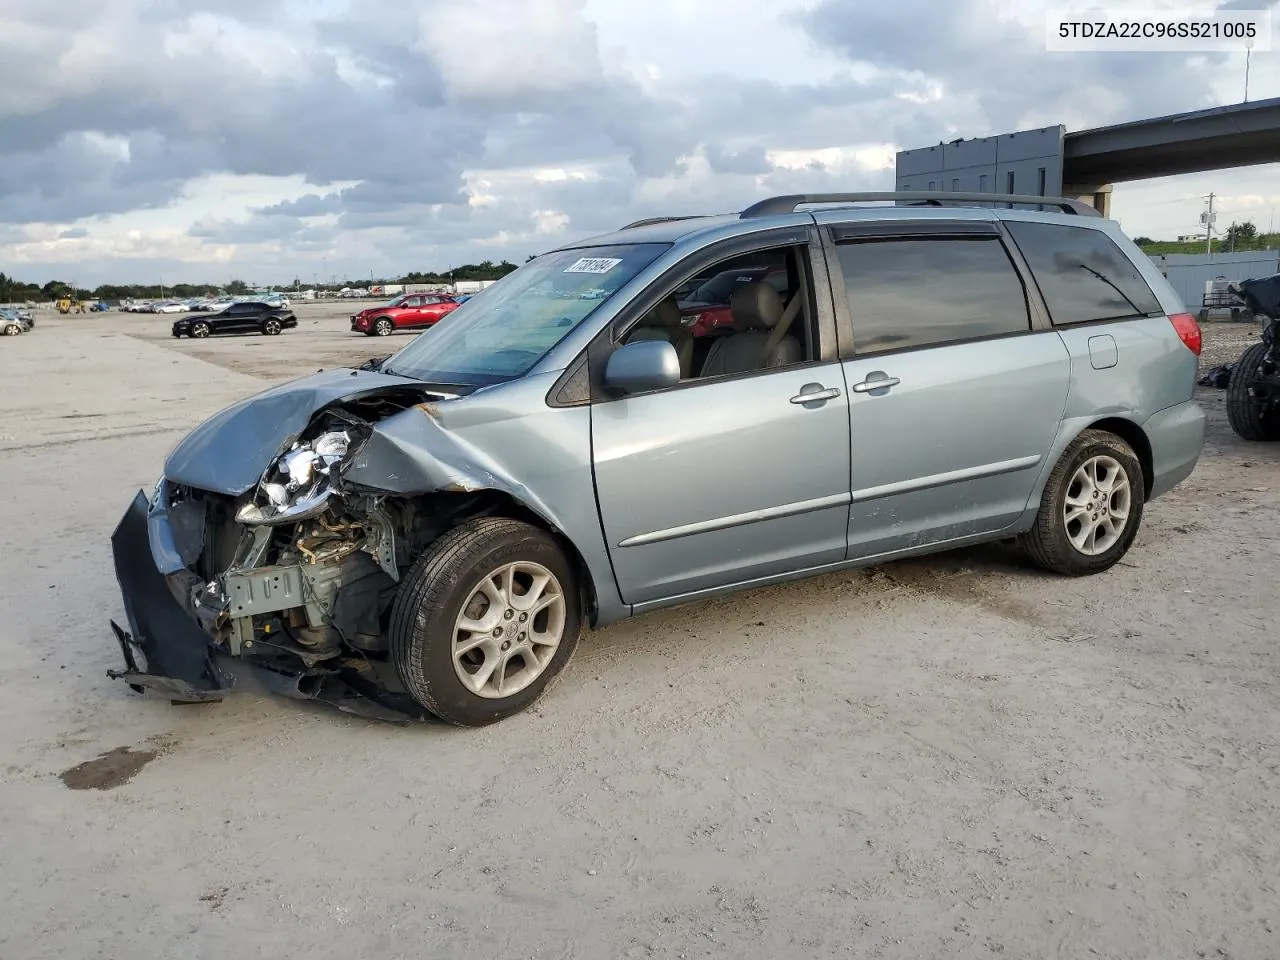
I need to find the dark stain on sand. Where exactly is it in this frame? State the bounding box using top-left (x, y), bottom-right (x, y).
top-left (60, 745), bottom-right (159, 790)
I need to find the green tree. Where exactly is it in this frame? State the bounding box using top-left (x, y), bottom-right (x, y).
top-left (41, 280), bottom-right (74, 300)
top-left (0, 272), bottom-right (42, 302)
top-left (226, 279), bottom-right (250, 295)
top-left (1226, 221), bottom-right (1258, 251)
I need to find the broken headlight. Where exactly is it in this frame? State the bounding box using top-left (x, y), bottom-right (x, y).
top-left (236, 429), bottom-right (351, 526)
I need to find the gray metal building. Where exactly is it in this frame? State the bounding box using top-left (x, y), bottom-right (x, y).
top-left (1145, 250), bottom-right (1279, 314)
top-left (895, 127), bottom-right (1066, 199)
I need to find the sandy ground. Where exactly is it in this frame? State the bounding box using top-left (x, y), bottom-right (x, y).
top-left (1, 307), bottom-right (1278, 959)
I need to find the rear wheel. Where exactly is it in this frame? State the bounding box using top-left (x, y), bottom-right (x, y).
top-left (374, 317), bottom-right (394, 336)
top-left (1226, 342), bottom-right (1280, 441)
top-left (190, 321), bottom-right (211, 338)
top-left (3, 324), bottom-right (20, 336)
top-left (1020, 429), bottom-right (1144, 576)
top-left (389, 518), bottom-right (582, 726)
top-left (261, 318), bottom-right (282, 335)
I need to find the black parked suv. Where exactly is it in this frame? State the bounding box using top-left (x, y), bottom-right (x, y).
top-left (172, 301), bottom-right (298, 338)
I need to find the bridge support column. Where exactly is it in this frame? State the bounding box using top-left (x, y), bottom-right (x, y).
top-left (1063, 182), bottom-right (1113, 217)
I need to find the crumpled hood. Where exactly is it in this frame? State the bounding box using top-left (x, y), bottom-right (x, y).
top-left (163, 367), bottom-right (430, 495)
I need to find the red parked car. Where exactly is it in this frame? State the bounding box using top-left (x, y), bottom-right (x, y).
top-left (351, 293), bottom-right (461, 336)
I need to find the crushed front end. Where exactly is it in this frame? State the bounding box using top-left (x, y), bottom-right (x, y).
top-left (109, 382), bottom-right (456, 723)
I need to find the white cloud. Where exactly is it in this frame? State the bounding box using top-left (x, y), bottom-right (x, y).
top-left (0, 0), bottom-right (1277, 285)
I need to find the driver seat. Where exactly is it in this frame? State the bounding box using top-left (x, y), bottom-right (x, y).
top-left (699, 282), bottom-right (802, 377)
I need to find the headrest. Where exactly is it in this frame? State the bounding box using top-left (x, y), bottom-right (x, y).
top-left (729, 282), bottom-right (783, 330)
top-left (647, 297), bottom-right (682, 328)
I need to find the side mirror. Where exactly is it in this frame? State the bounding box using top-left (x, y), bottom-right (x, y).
top-left (603, 340), bottom-right (681, 395)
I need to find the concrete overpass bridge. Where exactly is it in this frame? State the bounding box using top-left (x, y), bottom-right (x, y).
top-left (895, 97), bottom-right (1280, 216)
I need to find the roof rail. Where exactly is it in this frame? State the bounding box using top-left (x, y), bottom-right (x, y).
top-left (618, 215), bottom-right (709, 230)
top-left (739, 192), bottom-right (1103, 219)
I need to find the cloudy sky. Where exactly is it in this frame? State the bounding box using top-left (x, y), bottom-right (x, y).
top-left (1, 0), bottom-right (1277, 286)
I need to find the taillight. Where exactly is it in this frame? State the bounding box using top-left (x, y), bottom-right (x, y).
top-left (1168, 312), bottom-right (1202, 356)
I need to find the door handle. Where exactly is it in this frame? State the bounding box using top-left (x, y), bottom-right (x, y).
top-left (790, 385), bottom-right (842, 404)
top-left (851, 374), bottom-right (900, 393)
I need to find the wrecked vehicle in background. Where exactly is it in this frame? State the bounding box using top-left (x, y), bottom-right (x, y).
top-left (110, 191), bottom-right (1205, 726)
top-left (1225, 273), bottom-right (1280, 442)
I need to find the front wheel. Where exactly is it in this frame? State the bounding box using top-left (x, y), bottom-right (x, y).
top-left (1226, 342), bottom-right (1280, 441)
top-left (190, 321), bottom-right (211, 338)
top-left (261, 318), bottom-right (282, 335)
top-left (1020, 429), bottom-right (1145, 576)
top-left (374, 317), bottom-right (394, 336)
top-left (389, 518), bottom-right (582, 726)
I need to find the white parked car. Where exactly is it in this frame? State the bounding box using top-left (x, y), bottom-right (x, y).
top-left (152, 300), bottom-right (187, 314)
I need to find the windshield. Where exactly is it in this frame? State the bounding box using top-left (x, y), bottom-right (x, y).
top-left (383, 243), bottom-right (668, 386)
top-left (382, 296), bottom-right (408, 308)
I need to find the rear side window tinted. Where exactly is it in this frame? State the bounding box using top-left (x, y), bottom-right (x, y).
top-left (835, 236), bottom-right (1031, 355)
top-left (1004, 221), bottom-right (1162, 325)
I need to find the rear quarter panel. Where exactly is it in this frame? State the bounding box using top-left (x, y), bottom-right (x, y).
top-left (1029, 316), bottom-right (1201, 509)
top-left (998, 214), bottom-right (1202, 513)
top-left (1056, 315), bottom-right (1198, 424)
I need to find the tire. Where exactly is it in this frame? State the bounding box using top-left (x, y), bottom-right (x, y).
top-left (3, 324), bottom-right (20, 336)
top-left (389, 518), bottom-right (582, 726)
top-left (190, 322), bottom-right (211, 339)
top-left (374, 317), bottom-right (394, 337)
top-left (1019, 429), bottom-right (1145, 576)
top-left (262, 318), bottom-right (282, 335)
top-left (1226, 342), bottom-right (1280, 441)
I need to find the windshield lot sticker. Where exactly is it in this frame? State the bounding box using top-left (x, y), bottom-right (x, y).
top-left (564, 257), bottom-right (622, 274)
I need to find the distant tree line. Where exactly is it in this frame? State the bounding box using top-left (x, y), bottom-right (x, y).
top-left (395, 260), bottom-right (520, 284)
top-left (0, 274), bottom-right (75, 302)
top-left (1136, 221), bottom-right (1279, 256)
top-left (1, 259), bottom-right (523, 303)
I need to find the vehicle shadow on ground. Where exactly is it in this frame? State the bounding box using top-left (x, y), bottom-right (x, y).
top-left (103, 535), bottom-right (1072, 741)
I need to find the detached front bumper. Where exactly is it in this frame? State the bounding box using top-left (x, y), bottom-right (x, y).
top-left (108, 490), bottom-right (426, 723)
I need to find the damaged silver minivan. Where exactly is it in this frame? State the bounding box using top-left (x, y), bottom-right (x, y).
top-left (110, 192), bottom-right (1206, 725)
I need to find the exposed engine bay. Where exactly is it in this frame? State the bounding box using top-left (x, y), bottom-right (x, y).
top-left (110, 373), bottom-right (544, 723)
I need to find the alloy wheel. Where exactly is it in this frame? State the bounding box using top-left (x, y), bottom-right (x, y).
top-left (1063, 455), bottom-right (1131, 556)
top-left (451, 561), bottom-right (567, 699)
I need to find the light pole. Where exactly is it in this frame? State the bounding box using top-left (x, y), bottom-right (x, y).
top-left (1201, 193), bottom-right (1216, 257)
top-left (1245, 37), bottom-right (1254, 103)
